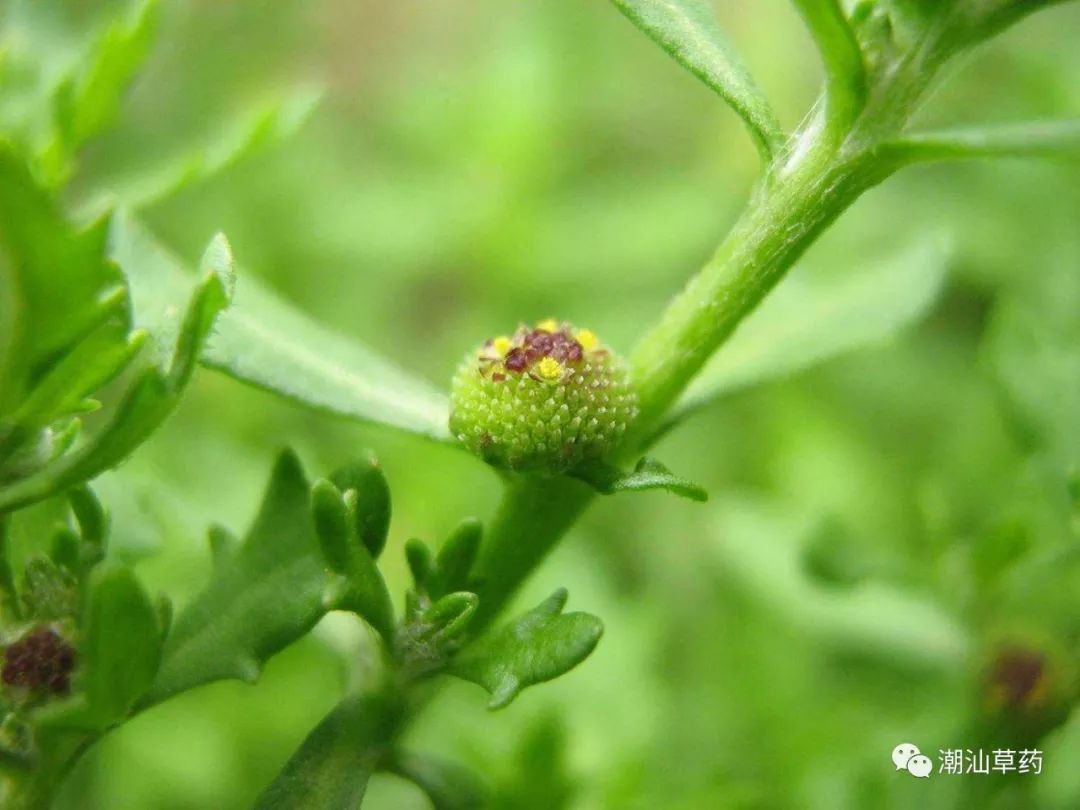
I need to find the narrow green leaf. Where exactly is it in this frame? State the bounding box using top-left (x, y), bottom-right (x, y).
top-left (789, 0), bottom-right (866, 129)
top-left (142, 451), bottom-right (328, 706)
top-left (450, 589), bottom-right (603, 710)
top-left (573, 456), bottom-right (708, 502)
top-left (881, 119), bottom-right (1080, 166)
top-left (52, 0), bottom-right (158, 157)
top-left (663, 236), bottom-right (949, 432)
top-left (386, 750), bottom-right (488, 810)
top-left (610, 0), bottom-right (784, 158)
top-left (78, 564), bottom-right (163, 729)
top-left (94, 87), bottom-right (322, 211)
top-left (205, 270), bottom-right (452, 442)
top-left (254, 689), bottom-right (402, 810)
top-left (108, 212), bottom-right (453, 442)
top-left (110, 214), bottom-right (235, 370)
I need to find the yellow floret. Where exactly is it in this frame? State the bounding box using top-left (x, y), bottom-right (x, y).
top-left (537, 357), bottom-right (563, 381)
top-left (575, 328), bottom-right (598, 351)
top-left (536, 318), bottom-right (559, 333)
top-left (492, 336), bottom-right (512, 356)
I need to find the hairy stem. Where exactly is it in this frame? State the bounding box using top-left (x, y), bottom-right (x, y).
top-left (627, 127), bottom-right (883, 432)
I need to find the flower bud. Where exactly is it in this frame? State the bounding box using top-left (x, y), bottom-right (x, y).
top-left (449, 320), bottom-right (638, 472)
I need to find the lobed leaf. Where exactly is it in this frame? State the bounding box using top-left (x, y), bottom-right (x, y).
top-left (661, 236), bottom-right (949, 433)
top-left (450, 589), bottom-right (603, 709)
top-left (311, 476), bottom-right (395, 643)
top-left (610, 0), bottom-right (784, 159)
top-left (143, 451), bottom-right (329, 706)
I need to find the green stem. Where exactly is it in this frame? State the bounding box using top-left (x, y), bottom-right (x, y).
top-left (472, 474), bottom-right (595, 630)
top-left (628, 126), bottom-right (883, 436)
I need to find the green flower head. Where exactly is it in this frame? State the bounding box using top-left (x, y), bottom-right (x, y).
top-left (449, 320), bottom-right (638, 472)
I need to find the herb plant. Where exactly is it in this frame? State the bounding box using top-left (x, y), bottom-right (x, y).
top-left (1, 0), bottom-right (1078, 808)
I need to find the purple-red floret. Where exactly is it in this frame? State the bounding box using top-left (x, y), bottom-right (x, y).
top-left (2, 627), bottom-right (77, 695)
top-left (525, 330), bottom-right (554, 353)
top-left (504, 348), bottom-right (529, 372)
top-left (486, 326), bottom-right (588, 379)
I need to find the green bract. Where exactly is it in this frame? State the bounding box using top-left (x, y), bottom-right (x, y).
top-left (449, 321), bottom-right (638, 472)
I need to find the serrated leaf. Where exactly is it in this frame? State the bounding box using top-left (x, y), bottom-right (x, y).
top-left (662, 236), bottom-right (949, 433)
top-left (142, 451), bottom-right (329, 706)
top-left (450, 589), bottom-right (603, 710)
top-left (78, 564), bottom-right (162, 729)
top-left (310, 477), bottom-right (395, 642)
top-left (254, 690), bottom-right (402, 810)
top-left (610, 0), bottom-right (783, 158)
top-left (573, 456), bottom-right (708, 501)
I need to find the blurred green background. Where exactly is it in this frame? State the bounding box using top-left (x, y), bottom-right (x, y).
top-left (6, 0), bottom-right (1080, 807)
